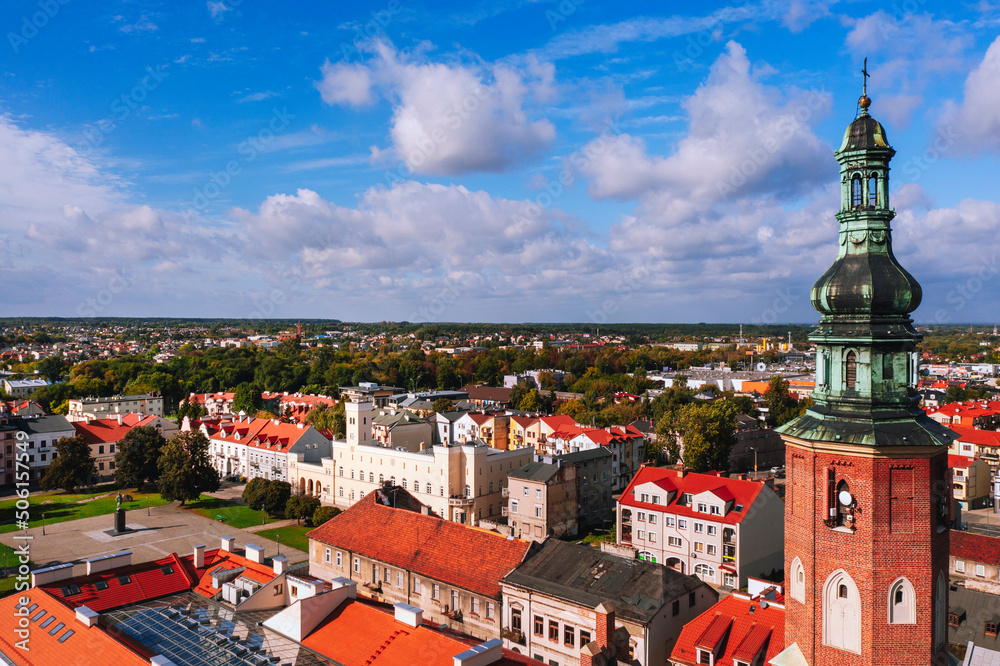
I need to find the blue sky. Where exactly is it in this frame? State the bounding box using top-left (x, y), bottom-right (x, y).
top-left (1, 0), bottom-right (999, 324)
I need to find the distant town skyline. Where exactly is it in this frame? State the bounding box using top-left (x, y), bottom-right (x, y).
top-left (1, 1), bottom-right (999, 323)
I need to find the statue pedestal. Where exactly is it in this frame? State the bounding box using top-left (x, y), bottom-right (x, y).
top-left (114, 508), bottom-right (126, 534)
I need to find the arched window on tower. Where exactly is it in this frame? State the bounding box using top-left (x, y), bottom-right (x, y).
top-left (888, 577), bottom-right (916, 624)
top-left (868, 175), bottom-right (878, 206)
top-left (823, 570), bottom-right (861, 653)
top-left (790, 557), bottom-right (805, 603)
top-left (837, 480), bottom-right (854, 528)
top-left (852, 175), bottom-right (863, 207)
top-left (846, 351), bottom-right (857, 389)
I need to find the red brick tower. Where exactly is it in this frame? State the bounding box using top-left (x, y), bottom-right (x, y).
top-left (776, 84), bottom-right (953, 665)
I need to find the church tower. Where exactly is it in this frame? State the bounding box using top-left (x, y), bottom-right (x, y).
top-left (776, 78), bottom-right (953, 665)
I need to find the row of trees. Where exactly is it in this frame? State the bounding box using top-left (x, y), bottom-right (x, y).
top-left (41, 426), bottom-right (220, 504)
top-left (242, 478), bottom-right (340, 526)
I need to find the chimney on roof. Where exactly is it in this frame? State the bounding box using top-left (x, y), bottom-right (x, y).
top-left (452, 638), bottom-right (503, 666)
top-left (116, 414), bottom-right (123, 425)
top-left (75, 606), bottom-right (100, 628)
top-left (193, 544), bottom-right (205, 568)
top-left (595, 603), bottom-right (616, 652)
top-left (419, 441), bottom-right (427, 451)
top-left (272, 554), bottom-right (288, 575)
top-left (245, 544), bottom-right (265, 564)
top-left (394, 603), bottom-right (423, 627)
top-left (220, 536), bottom-right (235, 552)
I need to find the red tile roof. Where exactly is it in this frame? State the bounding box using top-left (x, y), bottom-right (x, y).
top-left (191, 548), bottom-right (278, 598)
top-left (306, 493), bottom-right (532, 599)
top-left (670, 595), bottom-right (785, 666)
top-left (40, 553), bottom-right (195, 612)
top-left (210, 416), bottom-right (314, 452)
top-left (619, 467), bottom-right (768, 526)
top-left (951, 530), bottom-right (1000, 565)
top-left (73, 419), bottom-right (134, 444)
top-left (948, 455), bottom-right (978, 469)
top-left (0, 588), bottom-right (149, 666)
top-left (950, 426), bottom-right (1000, 448)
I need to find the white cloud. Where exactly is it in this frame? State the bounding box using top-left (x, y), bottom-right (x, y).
top-left (316, 42), bottom-right (556, 175)
top-left (237, 91), bottom-right (277, 103)
top-left (780, 0), bottom-right (834, 32)
top-left (579, 41), bottom-right (831, 205)
top-left (938, 36), bottom-right (1000, 155)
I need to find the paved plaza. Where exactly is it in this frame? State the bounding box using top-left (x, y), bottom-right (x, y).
top-left (1, 500), bottom-right (308, 575)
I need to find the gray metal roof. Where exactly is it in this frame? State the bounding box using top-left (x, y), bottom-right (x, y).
top-left (11, 415), bottom-right (75, 435)
top-left (555, 448), bottom-right (612, 464)
top-left (948, 586), bottom-right (1000, 653)
top-left (502, 539), bottom-right (705, 624)
top-left (509, 461), bottom-right (559, 482)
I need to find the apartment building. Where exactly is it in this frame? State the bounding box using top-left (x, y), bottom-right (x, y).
top-left (507, 459), bottom-right (578, 541)
top-left (199, 415), bottom-right (331, 482)
top-left (67, 393), bottom-right (164, 422)
top-left (617, 467), bottom-right (784, 588)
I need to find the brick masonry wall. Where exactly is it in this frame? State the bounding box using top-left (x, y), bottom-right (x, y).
top-left (783, 442), bottom-right (950, 666)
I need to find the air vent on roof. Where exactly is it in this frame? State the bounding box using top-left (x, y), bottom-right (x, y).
top-left (95, 580), bottom-right (109, 591)
top-left (161, 565), bottom-right (174, 575)
top-left (118, 574), bottom-right (131, 585)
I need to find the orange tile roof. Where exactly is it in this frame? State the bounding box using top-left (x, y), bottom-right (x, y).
top-left (950, 426), bottom-right (1000, 448)
top-left (307, 492), bottom-right (532, 598)
top-left (40, 553), bottom-right (195, 612)
top-left (671, 595), bottom-right (784, 666)
top-left (191, 548), bottom-right (278, 598)
top-left (620, 467), bottom-right (767, 526)
top-left (73, 419), bottom-right (134, 444)
top-left (951, 530), bottom-right (1000, 565)
top-left (0, 588), bottom-right (149, 666)
top-left (948, 455), bottom-right (978, 469)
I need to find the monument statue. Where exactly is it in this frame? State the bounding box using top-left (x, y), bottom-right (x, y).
top-left (116, 491), bottom-right (123, 510)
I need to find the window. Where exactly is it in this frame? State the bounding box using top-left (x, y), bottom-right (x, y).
top-left (868, 175), bottom-right (878, 206)
top-left (698, 648), bottom-right (712, 665)
top-left (564, 625), bottom-right (575, 647)
top-left (637, 530), bottom-right (645, 540)
top-left (339, 467), bottom-right (343, 476)
top-left (426, 483), bottom-right (432, 494)
top-left (672, 600), bottom-right (680, 616)
top-left (679, 519), bottom-right (687, 529)
top-left (99, 445), bottom-right (105, 454)
top-left (694, 523), bottom-right (704, 533)
top-left (683, 493), bottom-right (693, 504)
top-left (109, 444), bottom-right (115, 453)
top-left (640, 493), bottom-right (649, 502)
top-left (694, 542), bottom-right (703, 552)
top-left (706, 544), bottom-right (716, 555)
top-left (486, 602), bottom-right (494, 620)
top-left (535, 505), bottom-right (542, 518)
top-left (472, 598), bottom-right (480, 615)
top-left (846, 351), bottom-right (857, 389)
top-left (384, 567), bottom-right (391, 583)
top-left (694, 564), bottom-right (715, 581)
top-left (669, 536), bottom-right (682, 547)
top-left (324, 548), bottom-right (331, 564)
top-left (955, 560), bottom-right (965, 573)
top-left (580, 630), bottom-right (591, 646)
top-left (697, 503), bottom-right (707, 513)
top-left (707, 525), bottom-right (717, 535)
top-left (651, 495), bottom-right (661, 505)
top-left (724, 573), bottom-right (736, 588)
top-left (414, 578), bottom-right (421, 594)
top-left (823, 569), bottom-right (861, 653)
top-left (512, 609), bottom-right (522, 632)
top-left (369, 473), bottom-right (374, 482)
top-left (511, 500), bottom-right (518, 514)
top-left (534, 615), bottom-right (544, 637)
top-left (433, 584), bottom-right (440, 600)
top-left (353, 557), bottom-right (360, 573)
top-left (689, 591), bottom-right (697, 608)
top-left (524, 487), bottom-right (529, 496)
top-left (666, 516), bottom-right (675, 527)
top-left (790, 557), bottom-right (805, 603)
top-left (548, 620), bottom-right (559, 642)
top-left (888, 577), bottom-right (916, 624)
top-left (649, 514), bottom-right (657, 525)
top-left (852, 175), bottom-right (862, 207)
top-left (118, 574), bottom-right (131, 585)
top-left (637, 511), bottom-right (646, 521)
top-left (536, 488), bottom-right (542, 499)
top-left (976, 564), bottom-right (986, 577)
top-left (397, 572), bottom-right (403, 588)
top-left (339, 488), bottom-right (344, 497)
top-left (710, 505), bottom-right (721, 515)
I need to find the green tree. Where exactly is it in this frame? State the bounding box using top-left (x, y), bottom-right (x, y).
top-left (242, 477), bottom-right (268, 509)
top-left (286, 494), bottom-right (321, 525)
top-left (261, 480), bottom-right (292, 515)
top-left (41, 435), bottom-right (96, 492)
top-left (35, 355), bottom-right (66, 383)
top-left (763, 376), bottom-right (799, 427)
top-left (157, 431), bottom-right (219, 505)
top-left (232, 382), bottom-right (263, 414)
top-left (676, 401), bottom-right (737, 473)
top-left (312, 505), bottom-right (341, 526)
top-left (518, 388), bottom-right (542, 412)
top-left (114, 426), bottom-right (166, 491)
top-left (431, 398), bottom-right (455, 413)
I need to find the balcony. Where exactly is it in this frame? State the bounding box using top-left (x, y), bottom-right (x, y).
top-left (501, 487), bottom-right (509, 497)
top-left (500, 627), bottom-right (525, 645)
top-left (449, 496), bottom-right (474, 506)
top-left (502, 507), bottom-right (509, 517)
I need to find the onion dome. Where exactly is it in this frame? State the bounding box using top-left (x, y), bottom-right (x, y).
top-left (838, 107), bottom-right (892, 153)
top-left (810, 252), bottom-right (922, 315)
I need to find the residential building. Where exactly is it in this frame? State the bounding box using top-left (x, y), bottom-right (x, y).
top-left (950, 531), bottom-right (1000, 595)
top-left (730, 417), bottom-right (784, 473)
top-left (950, 455), bottom-right (993, 510)
top-left (306, 487), bottom-right (534, 642)
top-left (950, 426), bottom-right (1000, 475)
top-left (4, 399), bottom-right (45, 417)
top-left (73, 418), bottom-right (136, 481)
top-left (200, 415), bottom-right (331, 482)
top-left (617, 467), bottom-right (784, 588)
top-left (542, 420), bottom-right (644, 493)
top-left (946, 586), bottom-right (1000, 656)
top-left (2, 378), bottom-right (50, 398)
top-left (556, 447), bottom-right (614, 531)
top-left (372, 408), bottom-right (433, 452)
top-left (66, 393), bottom-right (164, 422)
top-left (333, 399), bottom-right (533, 524)
top-left (927, 402), bottom-right (1000, 429)
top-left (507, 459), bottom-right (577, 541)
top-left (501, 539), bottom-right (717, 666)
top-left (668, 592), bottom-right (786, 666)
top-left (339, 383), bottom-right (403, 408)
top-left (2, 414), bottom-right (75, 484)
top-left (509, 415), bottom-right (544, 450)
top-left (461, 384), bottom-right (514, 408)
top-left (183, 391), bottom-right (235, 415)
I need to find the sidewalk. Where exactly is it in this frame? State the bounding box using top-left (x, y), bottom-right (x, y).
top-left (0, 500), bottom-right (308, 572)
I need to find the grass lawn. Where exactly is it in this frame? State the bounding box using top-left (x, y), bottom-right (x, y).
top-left (183, 496), bottom-right (281, 528)
top-left (0, 542), bottom-right (30, 598)
top-left (255, 525), bottom-right (311, 553)
top-left (0, 485), bottom-right (172, 534)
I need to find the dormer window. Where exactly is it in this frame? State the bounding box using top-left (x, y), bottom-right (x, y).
top-left (868, 175), bottom-right (878, 206)
top-left (852, 175), bottom-right (863, 207)
top-left (683, 493), bottom-right (693, 504)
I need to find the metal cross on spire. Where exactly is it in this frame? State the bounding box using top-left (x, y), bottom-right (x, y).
top-left (861, 56), bottom-right (870, 97)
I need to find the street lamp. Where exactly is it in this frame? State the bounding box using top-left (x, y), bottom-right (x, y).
top-left (41, 513), bottom-right (45, 536)
top-left (146, 498), bottom-right (150, 517)
top-left (749, 447), bottom-right (758, 477)
top-left (276, 533), bottom-right (280, 556)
